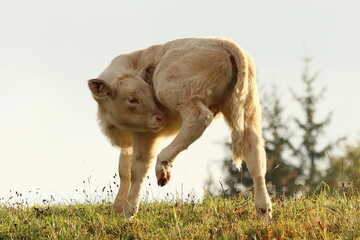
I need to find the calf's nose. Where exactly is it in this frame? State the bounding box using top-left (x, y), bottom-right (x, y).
top-left (156, 114), bottom-right (164, 122)
top-left (153, 112), bottom-right (166, 126)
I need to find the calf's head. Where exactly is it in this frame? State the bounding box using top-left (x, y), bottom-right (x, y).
top-left (88, 74), bottom-right (166, 132)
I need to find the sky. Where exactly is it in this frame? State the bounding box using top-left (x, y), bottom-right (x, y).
top-left (1, 0), bottom-right (359, 203)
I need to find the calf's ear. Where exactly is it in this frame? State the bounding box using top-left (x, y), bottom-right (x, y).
top-left (88, 79), bottom-right (116, 101)
top-left (139, 64), bottom-right (155, 85)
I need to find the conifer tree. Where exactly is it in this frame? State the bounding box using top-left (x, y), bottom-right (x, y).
top-left (292, 57), bottom-right (334, 189)
top-left (262, 85), bottom-right (299, 194)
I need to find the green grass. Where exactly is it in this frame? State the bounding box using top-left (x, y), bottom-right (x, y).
top-left (0, 190), bottom-right (359, 239)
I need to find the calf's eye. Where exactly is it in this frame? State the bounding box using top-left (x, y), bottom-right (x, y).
top-left (127, 97), bottom-right (139, 104)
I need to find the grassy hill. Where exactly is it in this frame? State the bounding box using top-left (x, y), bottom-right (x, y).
top-left (0, 189), bottom-right (359, 239)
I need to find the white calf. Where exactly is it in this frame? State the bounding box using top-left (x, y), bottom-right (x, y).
top-left (88, 37), bottom-right (272, 220)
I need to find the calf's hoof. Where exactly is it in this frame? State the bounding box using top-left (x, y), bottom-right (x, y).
top-left (157, 171), bottom-right (171, 186)
top-left (114, 203), bottom-right (137, 219)
top-left (119, 207), bottom-right (137, 219)
top-left (256, 207), bottom-right (272, 222)
top-left (255, 197), bottom-right (272, 221)
top-left (113, 202), bottom-right (124, 215)
top-left (156, 160), bottom-right (172, 186)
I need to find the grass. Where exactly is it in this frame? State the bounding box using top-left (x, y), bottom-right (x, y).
top-left (0, 188), bottom-right (359, 239)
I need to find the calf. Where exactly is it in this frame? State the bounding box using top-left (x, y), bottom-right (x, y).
top-left (88, 37), bottom-right (272, 220)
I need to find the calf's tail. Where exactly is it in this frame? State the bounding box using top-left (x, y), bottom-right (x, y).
top-left (224, 41), bottom-right (263, 170)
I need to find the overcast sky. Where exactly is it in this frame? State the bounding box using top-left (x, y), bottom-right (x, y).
top-left (1, 0), bottom-right (359, 203)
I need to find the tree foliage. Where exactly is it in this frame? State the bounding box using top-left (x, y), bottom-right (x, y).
top-left (291, 57), bottom-right (334, 189)
top-left (262, 85), bottom-right (300, 194)
top-left (323, 143), bottom-right (360, 189)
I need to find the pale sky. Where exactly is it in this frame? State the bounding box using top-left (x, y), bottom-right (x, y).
top-left (1, 0), bottom-right (359, 203)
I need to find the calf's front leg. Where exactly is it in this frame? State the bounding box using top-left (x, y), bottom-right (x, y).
top-left (122, 132), bottom-right (158, 218)
top-left (156, 101), bottom-right (213, 186)
top-left (114, 148), bottom-right (132, 214)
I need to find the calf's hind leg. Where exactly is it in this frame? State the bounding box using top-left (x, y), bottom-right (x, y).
top-left (243, 129), bottom-right (272, 220)
top-left (156, 101), bottom-right (213, 186)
